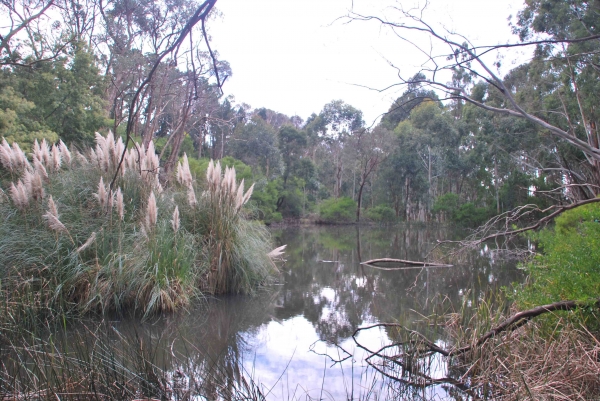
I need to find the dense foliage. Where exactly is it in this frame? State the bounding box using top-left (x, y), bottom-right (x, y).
top-left (518, 201), bottom-right (600, 307)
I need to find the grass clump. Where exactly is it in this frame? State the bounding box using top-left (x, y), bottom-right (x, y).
top-left (0, 133), bottom-right (281, 321)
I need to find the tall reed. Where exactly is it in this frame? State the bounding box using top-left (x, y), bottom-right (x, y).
top-left (0, 133), bottom-right (282, 322)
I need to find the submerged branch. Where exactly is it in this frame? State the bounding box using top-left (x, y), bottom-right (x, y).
top-left (350, 298), bottom-right (600, 394)
top-left (361, 258), bottom-right (452, 269)
top-left (355, 298), bottom-right (600, 359)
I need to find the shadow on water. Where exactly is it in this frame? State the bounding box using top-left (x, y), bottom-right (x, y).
top-left (1, 224), bottom-right (525, 400)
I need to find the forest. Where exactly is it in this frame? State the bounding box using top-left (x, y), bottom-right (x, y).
top-left (3, 0), bottom-right (598, 229)
top-left (1, 0), bottom-right (600, 399)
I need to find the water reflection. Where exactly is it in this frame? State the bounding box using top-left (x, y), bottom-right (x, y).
top-left (2, 224), bottom-right (524, 400)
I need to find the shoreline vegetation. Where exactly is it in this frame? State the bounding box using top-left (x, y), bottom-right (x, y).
top-left (0, 132), bottom-right (282, 322)
top-left (0, 133), bottom-right (597, 400)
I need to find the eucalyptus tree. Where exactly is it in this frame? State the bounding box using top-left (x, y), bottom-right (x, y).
top-left (0, 0), bottom-right (65, 66)
top-left (228, 115), bottom-right (281, 179)
top-left (312, 100), bottom-right (364, 199)
top-left (349, 0), bottom-right (600, 234)
top-left (344, 126), bottom-right (391, 222)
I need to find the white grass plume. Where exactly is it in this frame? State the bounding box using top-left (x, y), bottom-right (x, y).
top-left (176, 153), bottom-right (193, 187)
top-left (43, 196), bottom-right (68, 234)
top-left (116, 187), bottom-right (124, 220)
top-left (77, 232), bottom-right (96, 253)
top-left (51, 144), bottom-right (62, 171)
top-left (59, 140), bottom-right (71, 165)
top-left (267, 245), bottom-right (287, 260)
top-left (0, 138), bottom-right (12, 170)
top-left (171, 206), bottom-right (180, 233)
top-left (145, 191), bottom-right (158, 231)
top-left (22, 169), bottom-right (44, 201)
top-left (33, 158), bottom-right (48, 180)
top-left (93, 177), bottom-right (108, 210)
top-left (9, 181), bottom-right (29, 209)
top-left (187, 186), bottom-right (197, 206)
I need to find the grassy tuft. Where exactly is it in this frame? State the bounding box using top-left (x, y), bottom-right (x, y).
top-left (0, 133), bottom-right (281, 323)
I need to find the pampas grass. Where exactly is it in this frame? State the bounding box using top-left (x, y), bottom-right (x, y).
top-left (0, 132), bottom-right (281, 321)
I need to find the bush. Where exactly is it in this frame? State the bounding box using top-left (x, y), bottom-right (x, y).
top-left (318, 197), bottom-right (356, 223)
top-left (366, 204), bottom-right (397, 223)
top-left (433, 193), bottom-right (459, 215)
top-left (453, 202), bottom-right (490, 226)
top-left (517, 201), bottom-right (600, 310)
top-left (433, 193), bottom-right (489, 226)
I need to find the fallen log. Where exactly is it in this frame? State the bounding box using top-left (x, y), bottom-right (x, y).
top-left (360, 258), bottom-right (453, 269)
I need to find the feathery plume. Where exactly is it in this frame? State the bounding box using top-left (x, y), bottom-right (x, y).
top-left (0, 138), bottom-right (13, 170)
top-left (47, 195), bottom-right (59, 218)
top-left (76, 232), bottom-right (96, 253)
top-left (145, 191), bottom-right (157, 231)
top-left (75, 150), bottom-right (89, 165)
top-left (176, 153), bottom-right (193, 187)
top-left (10, 181), bottom-right (29, 209)
top-left (223, 166), bottom-right (236, 194)
top-left (176, 161), bottom-right (184, 184)
top-left (171, 206), bottom-right (180, 233)
top-left (12, 143), bottom-right (29, 171)
top-left (116, 187), bottom-right (124, 220)
top-left (43, 196), bottom-right (68, 234)
top-left (187, 186), bottom-right (197, 207)
top-left (32, 139), bottom-right (42, 163)
top-left (40, 139), bottom-right (51, 167)
top-left (206, 159), bottom-right (214, 185)
top-left (59, 140), bottom-right (72, 165)
top-left (242, 183), bottom-right (255, 205)
top-left (115, 136), bottom-right (125, 173)
top-left (125, 148), bottom-right (136, 172)
top-left (33, 158), bottom-right (48, 180)
top-left (106, 131), bottom-right (116, 166)
top-left (23, 169), bottom-right (44, 201)
top-left (267, 245), bottom-right (287, 259)
top-left (44, 212), bottom-right (68, 233)
top-left (235, 179), bottom-right (245, 210)
top-left (94, 177), bottom-right (108, 210)
top-left (51, 144), bottom-right (62, 171)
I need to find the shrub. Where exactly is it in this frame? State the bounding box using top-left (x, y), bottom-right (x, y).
top-left (432, 193), bottom-right (459, 215)
top-left (517, 201), bottom-right (600, 310)
top-left (366, 204), bottom-right (397, 223)
top-left (318, 196), bottom-right (356, 223)
top-left (453, 202), bottom-right (490, 226)
top-left (433, 193), bottom-right (489, 226)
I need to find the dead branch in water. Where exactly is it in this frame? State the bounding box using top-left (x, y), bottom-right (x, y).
top-left (354, 298), bottom-right (600, 358)
top-left (361, 258), bottom-right (452, 269)
top-left (348, 298), bottom-right (600, 396)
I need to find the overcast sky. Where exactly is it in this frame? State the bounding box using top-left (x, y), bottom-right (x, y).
top-left (210, 0), bottom-right (527, 125)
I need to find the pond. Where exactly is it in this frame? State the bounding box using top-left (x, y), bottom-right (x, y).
top-left (2, 224), bottom-right (524, 400)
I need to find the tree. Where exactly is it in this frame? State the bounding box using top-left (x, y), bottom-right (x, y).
top-left (345, 126), bottom-right (390, 222)
top-left (0, 42), bottom-right (108, 147)
top-left (313, 100), bottom-right (364, 199)
top-left (228, 116), bottom-right (281, 178)
top-left (350, 1), bottom-right (600, 233)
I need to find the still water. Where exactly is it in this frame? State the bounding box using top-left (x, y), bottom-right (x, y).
top-left (104, 224), bottom-right (524, 400)
top-left (6, 224), bottom-right (524, 400)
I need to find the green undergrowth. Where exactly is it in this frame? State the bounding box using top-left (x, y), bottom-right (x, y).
top-left (511, 200), bottom-right (600, 330)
